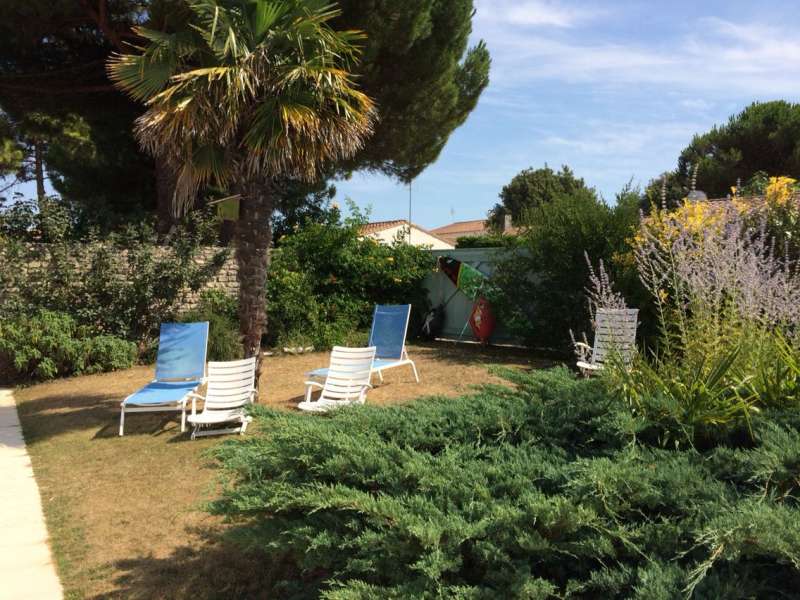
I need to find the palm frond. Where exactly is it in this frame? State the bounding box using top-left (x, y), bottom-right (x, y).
top-left (108, 0), bottom-right (376, 211)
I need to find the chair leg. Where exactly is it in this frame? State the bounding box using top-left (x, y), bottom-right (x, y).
top-left (410, 361), bottom-right (420, 383)
top-left (119, 408), bottom-right (125, 436)
top-left (181, 406), bottom-right (187, 433)
top-left (377, 370), bottom-right (384, 383)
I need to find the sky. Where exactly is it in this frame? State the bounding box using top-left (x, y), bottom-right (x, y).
top-left (334, 0), bottom-right (800, 228)
top-left (12, 0), bottom-right (800, 228)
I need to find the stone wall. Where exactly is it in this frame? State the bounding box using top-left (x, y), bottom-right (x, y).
top-left (0, 242), bottom-right (240, 313)
top-left (180, 247), bottom-right (239, 312)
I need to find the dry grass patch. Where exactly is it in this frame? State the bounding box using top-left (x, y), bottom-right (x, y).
top-left (14, 343), bottom-right (548, 599)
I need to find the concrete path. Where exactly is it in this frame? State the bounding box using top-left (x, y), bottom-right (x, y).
top-left (0, 389), bottom-right (63, 600)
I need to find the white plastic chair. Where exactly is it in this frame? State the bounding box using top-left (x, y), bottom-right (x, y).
top-left (187, 357), bottom-right (257, 439)
top-left (308, 305), bottom-right (419, 384)
top-left (298, 346), bottom-right (376, 413)
top-left (575, 308), bottom-right (638, 376)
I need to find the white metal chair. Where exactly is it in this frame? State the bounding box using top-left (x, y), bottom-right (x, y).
top-left (575, 308), bottom-right (639, 376)
top-left (186, 357), bottom-right (257, 439)
top-left (298, 346), bottom-right (376, 413)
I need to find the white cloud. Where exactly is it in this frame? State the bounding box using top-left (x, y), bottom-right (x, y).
top-left (474, 14), bottom-right (800, 96)
top-left (679, 99), bottom-right (714, 111)
top-left (544, 121), bottom-right (703, 157)
top-left (476, 0), bottom-right (603, 28)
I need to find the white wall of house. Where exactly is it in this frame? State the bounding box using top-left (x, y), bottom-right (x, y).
top-left (364, 224), bottom-right (454, 250)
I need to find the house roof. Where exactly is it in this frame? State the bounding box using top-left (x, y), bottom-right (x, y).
top-left (358, 220), bottom-right (409, 235)
top-left (358, 220), bottom-right (453, 246)
top-left (430, 219), bottom-right (488, 236)
top-left (431, 219), bottom-right (519, 244)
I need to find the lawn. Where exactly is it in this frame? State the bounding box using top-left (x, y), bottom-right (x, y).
top-left (14, 342), bottom-right (548, 599)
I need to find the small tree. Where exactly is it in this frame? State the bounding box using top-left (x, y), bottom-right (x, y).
top-left (488, 164), bottom-right (593, 230)
top-left (109, 0), bottom-right (375, 382)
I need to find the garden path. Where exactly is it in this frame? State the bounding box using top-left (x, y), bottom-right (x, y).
top-left (0, 388), bottom-right (63, 599)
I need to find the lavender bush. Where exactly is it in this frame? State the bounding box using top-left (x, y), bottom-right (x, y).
top-left (609, 197), bottom-right (800, 438)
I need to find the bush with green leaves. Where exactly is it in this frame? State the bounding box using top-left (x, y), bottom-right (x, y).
top-left (266, 211), bottom-right (435, 350)
top-left (180, 290), bottom-right (242, 362)
top-left (0, 200), bottom-right (227, 349)
top-left (488, 185), bottom-right (645, 352)
top-left (211, 367), bottom-right (800, 598)
top-left (611, 195), bottom-right (800, 437)
top-left (0, 308), bottom-right (136, 381)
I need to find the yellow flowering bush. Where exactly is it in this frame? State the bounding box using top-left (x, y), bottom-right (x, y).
top-left (764, 176), bottom-right (798, 207)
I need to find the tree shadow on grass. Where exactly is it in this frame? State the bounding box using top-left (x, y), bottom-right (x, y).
top-left (94, 527), bottom-right (294, 600)
top-left (15, 391), bottom-right (192, 444)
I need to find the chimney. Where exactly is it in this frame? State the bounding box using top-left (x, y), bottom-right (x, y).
top-left (503, 214), bottom-right (513, 232)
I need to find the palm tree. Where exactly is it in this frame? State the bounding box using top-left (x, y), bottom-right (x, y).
top-left (108, 0), bottom-right (375, 383)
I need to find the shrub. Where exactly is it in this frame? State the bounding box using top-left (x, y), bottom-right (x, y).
top-left (211, 368), bottom-right (800, 598)
top-left (614, 193), bottom-right (800, 439)
top-left (455, 234), bottom-right (515, 248)
top-left (181, 290), bottom-right (242, 361)
top-left (0, 203), bottom-right (228, 349)
top-left (266, 212), bottom-right (434, 350)
top-left (0, 309), bottom-right (136, 381)
top-left (488, 185), bottom-right (644, 351)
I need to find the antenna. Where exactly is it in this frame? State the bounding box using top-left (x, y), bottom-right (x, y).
top-left (408, 181), bottom-right (412, 244)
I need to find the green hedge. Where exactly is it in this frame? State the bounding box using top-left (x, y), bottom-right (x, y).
top-left (0, 309), bottom-right (136, 381)
top-left (266, 215), bottom-right (435, 350)
top-left (211, 368), bottom-right (800, 598)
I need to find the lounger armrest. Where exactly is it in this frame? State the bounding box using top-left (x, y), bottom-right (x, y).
top-left (186, 392), bottom-right (205, 416)
top-left (303, 381), bottom-right (324, 389)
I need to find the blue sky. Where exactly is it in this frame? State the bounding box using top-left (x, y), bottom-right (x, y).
top-left (14, 1), bottom-right (800, 228)
top-left (335, 0), bottom-right (800, 228)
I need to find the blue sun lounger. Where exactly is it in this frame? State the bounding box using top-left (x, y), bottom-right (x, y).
top-left (309, 304), bottom-right (419, 384)
top-left (119, 322), bottom-right (209, 436)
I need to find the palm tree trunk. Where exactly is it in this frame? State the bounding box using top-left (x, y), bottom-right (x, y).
top-left (155, 160), bottom-right (178, 235)
top-left (34, 140), bottom-right (45, 206)
top-left (236, 178), bottom-right (274, 393)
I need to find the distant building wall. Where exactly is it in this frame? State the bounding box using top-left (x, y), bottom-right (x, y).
top-left (363, 224), bottom-right (454, 250)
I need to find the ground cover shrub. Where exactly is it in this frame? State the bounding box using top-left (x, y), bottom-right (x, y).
top-left (266, 210), bottom-right (434, 350)
top-left (210, 368), bottom-right (800, 598)
top-left (0, 308), bottom-right (136, 381)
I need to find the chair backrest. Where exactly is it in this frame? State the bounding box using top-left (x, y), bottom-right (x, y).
top-left (204, 357), bottom-right (257, 411)
top-left (322, 346), bottom-right (376, 403)
top-left (155, 322), bottom-right (209, 381)
top-left (368, 305), bottom-right (411, 360)
top-left (592, 309), bottom-right (639, 365)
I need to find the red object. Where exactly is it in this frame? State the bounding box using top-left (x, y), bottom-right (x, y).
top-left (469, 297), bottom-right (495, 343)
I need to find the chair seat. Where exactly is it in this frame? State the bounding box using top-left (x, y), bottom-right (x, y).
top-left (297, 399), bottom-right (357, 413)
top-left (576, 361), bottom-right (602, 371)
top-left (123, 380), bottom-right (201, 406)
top-left (307, 357), bottom-right (406, 379)
top-left (188, 408), bottom-right (248, 425)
